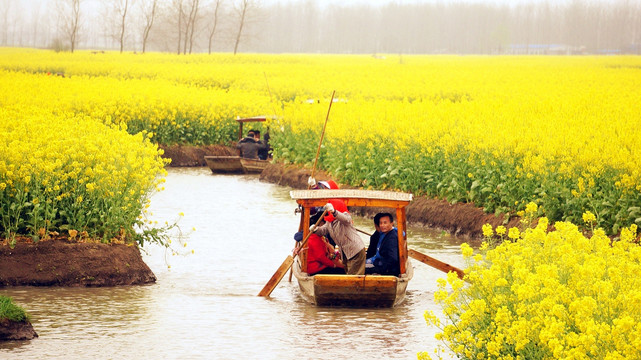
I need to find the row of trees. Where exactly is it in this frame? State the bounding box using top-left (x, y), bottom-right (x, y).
top-left (1, 0), bottom-right (640, 54)
top-left (0, 0), bottom-right (257, 54)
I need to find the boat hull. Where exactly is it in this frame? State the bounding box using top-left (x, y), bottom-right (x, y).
top-left (204, 156), bottom-right (269, 174)
top-left (239, 158), bottom-right (269, 173)
top-left (293, 260), bottom-right (413, 307)
top-left (204, 156), bottom-right (244, 174)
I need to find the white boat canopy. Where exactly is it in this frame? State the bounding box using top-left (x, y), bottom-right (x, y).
top-left (290, 189), bottom-right (413, 202)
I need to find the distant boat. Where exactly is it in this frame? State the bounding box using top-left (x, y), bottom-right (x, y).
top-left (205, 116), bottom-right (272, 174)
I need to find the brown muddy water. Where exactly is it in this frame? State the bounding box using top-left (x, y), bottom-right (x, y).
top-left (1, 167), bottom-right (475, 360)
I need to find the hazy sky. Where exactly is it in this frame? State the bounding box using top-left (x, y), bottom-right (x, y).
top-left (8, 0), bottom-right (637, 54)
top-left (19, 0), bottom-right (580, 11)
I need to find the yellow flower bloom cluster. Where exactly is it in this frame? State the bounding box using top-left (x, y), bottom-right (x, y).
top-left (0, 106), bottom-right (167, 243)
top-left (423, 222), bottom-right (641, 359)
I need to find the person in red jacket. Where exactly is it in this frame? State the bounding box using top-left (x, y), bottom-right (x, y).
top-left (305, 211), bottom-right (345, 275)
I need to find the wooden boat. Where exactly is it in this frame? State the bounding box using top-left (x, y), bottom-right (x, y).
top-left (290, 189), bottom-right (414, 307)
top-left (205, 116), bottom-right (271, 174)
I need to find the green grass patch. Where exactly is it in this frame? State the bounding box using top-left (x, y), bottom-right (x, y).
top-left (0, 296), bottom-right (30, 322)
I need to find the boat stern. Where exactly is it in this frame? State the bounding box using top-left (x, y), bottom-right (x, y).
top-left (313, 275), bottom-right (398, 307)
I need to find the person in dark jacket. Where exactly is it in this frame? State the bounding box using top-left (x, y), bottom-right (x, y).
top-left (365, 212), bottom-right (400, 276)
top-left (257, 129), bottom-right (270, 160)
top-left (365, 213), bottom-right (384, 260)
top-left (236, 131), bottom-right (266, 159)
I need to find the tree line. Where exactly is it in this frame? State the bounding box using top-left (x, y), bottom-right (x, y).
top-left (1, 0), bottom-right (640, 54)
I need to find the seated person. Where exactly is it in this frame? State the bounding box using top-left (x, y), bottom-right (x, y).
top-left (296, 212), bottom-right (345, 275)
top-left (365, 212), bottom-right (400, 276)
top-left (236, 130), bottom-right (266, 159)
top-left (256, 130), bottom-right (270, 160)
top-left (366, 213), bottom-right (383, 260)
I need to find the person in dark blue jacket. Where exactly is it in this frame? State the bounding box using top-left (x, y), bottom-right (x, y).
top-left (365, 212), bottom-right (400, 276)
top-left (365, 213), bottom-right (383, 260)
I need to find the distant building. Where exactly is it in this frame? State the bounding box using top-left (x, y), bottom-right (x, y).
top-left (507, 44), bottom-right (586, 55)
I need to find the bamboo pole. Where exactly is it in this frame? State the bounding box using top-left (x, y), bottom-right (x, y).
top-left (309, 90), bottom-right (336, 187)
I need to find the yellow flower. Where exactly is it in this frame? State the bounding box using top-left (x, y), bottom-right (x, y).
top-left (582, 211), bottom-right (596, 224)
top-left (525, 202), bottom-right (538, 214)
top-left (482, 223), bottom-right (494, 237)
top-left (461, 243), bottom-right (474, 258)
top-left (508, 227), bottom-right (520, 240)
top-left (496, 226), bottom-right (507, 236)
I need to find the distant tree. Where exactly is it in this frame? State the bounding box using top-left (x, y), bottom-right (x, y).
top-left (29, 1), bottom-right (43, 47)
top-left (183, 0), bottom-right (201, 54)
top-left (232, 0), bottom-right (259, 55)
top-left (56, 0), bottom-right (82, 52)
top-left (172, 0), bottom-right (183, 54)
top-left (139, 0), bottom-right (159, 53)
top-left (206, 0), bottom-right (223, 54)
top-left (170, 0), bottom-right (201, 54)
top-left (104, 0), bottom-right (134, 53)
top-left (0, 0), bottom-right (14, 45)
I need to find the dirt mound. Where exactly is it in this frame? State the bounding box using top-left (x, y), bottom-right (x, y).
top-left (0, 319), bottom-right (37, 341)
top-left (0, 240), bottom-right (156, 287)
top-left (160, 144), bottom-right (236, 167)
top-left (259, 163), bottom-right (521, 238)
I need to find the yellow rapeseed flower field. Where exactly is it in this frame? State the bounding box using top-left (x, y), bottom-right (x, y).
top-left (2, 48), bottom-right (640, 360)
top-left (1, 48), bottom-right (640, 236)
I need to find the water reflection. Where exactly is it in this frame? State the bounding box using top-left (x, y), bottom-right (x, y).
top-left (1, 167), bottom-right (463, 359)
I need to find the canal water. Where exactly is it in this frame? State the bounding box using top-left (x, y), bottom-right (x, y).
top-left (1, 167), bottom-right (472, 360)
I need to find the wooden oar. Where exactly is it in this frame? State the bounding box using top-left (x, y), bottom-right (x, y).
top-left (408, 249), bottom-right (465, 280)
top-left (355, 227), bottom-right (466, 280)
top-left (258, 209), bottom-right (328, 297)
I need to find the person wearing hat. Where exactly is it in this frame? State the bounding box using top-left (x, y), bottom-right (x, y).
top-left (307, 178), bottom-right (340, 218)
top-left (307, 177), bottom-right (339, 190)
top-left (316, 180), bottom-right (338, 190)
top-left (311, 199), bottom-right (366, 275)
